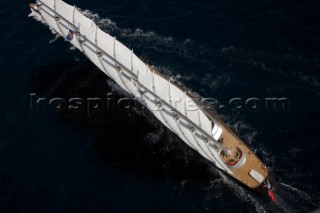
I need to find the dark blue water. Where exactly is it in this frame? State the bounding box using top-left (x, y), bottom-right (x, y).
top-left (1, 0), bottom-right (320, 212)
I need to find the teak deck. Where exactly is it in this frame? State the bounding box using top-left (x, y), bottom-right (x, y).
top-left (215, 121), bottom-right (268, 188)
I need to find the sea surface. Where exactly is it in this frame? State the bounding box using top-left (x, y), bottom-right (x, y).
top-left (0, 0), bottom-right (320, 212)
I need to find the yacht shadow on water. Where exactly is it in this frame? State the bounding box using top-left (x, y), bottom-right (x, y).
top-left (29, 60), bottom-right (218, 181)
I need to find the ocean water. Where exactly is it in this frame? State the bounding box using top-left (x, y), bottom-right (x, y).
top-left (0, 0), bottom-right (320, 212)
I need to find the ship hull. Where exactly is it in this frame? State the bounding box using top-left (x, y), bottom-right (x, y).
top-left (29, 0), bottom-right (272, 194)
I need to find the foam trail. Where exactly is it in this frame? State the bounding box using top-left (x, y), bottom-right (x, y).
top-left (210, 164), bottom-right (299, 213)
top-left (213, 170), bottom-right (267, 213)
top-left (78, 9), bottom-right (214, 67)
top-left (106, 79), bottom-right (129, 97)
top-left (69, 46), bottom-right (76, 51)
top-left (49, 34), bottom-right (61, 44)
top-left (144, 125), bottom-right (165, 145)
top-left (279, 182), bottom-right (319, 206)
top-left (28, 10), bottom-right (46, 24)
top-left (272, 195), bottom-right (291, 213)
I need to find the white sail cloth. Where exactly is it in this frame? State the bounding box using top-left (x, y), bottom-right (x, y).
top-left (34, 0), bottom-right (232, 174)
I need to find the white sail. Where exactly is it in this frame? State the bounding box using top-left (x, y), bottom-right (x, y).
top-left (38, 3), bottom-right (60, 34)
top-left (132, 54), bottom-right (147, 76)
top-left (55, 0), bottom-right (73, 24)
top-left (73, 5), bottom-right (92, 27)
top-left (32, 0), bottom-right (233, 174)
top-left (40, 0), bottom-right (54, 10)
top-left (169, 84), bottom-right (186, 115)
top-left (96, 28), bottom-right (114, 58)
top-left (115, 40), bottom-right (132, 72)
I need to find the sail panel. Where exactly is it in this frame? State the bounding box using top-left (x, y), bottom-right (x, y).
top-left (81, 42), bottom-right (105, 71)
top-left (145, 97), bottom-right (174, 132)
top-left (40, 0), bottom-right (54, 10)
top-left (185, 96), bottom-right (200, 127)
top-left (74, 8), bottom-right (92, 28)
top-left (141, 91), bottom-right (157, 111)
top-left (125, 77), bottom-right (140, 98)
top-left (154, 74), bottom-right (169, 103)
top-left (169, 83), bottom-right (186, 116)
top-left (99, 55), bottom-right (114, 78)
top-left (178, 118), bottom-right (200, 151)
top-left (199, 110), bottom-right (212, 136)
top-left (100, 55), bottom-right (130, 94)
top-left (39, 6), bottom-right (62, 36)
top-left (132, 54), bottom-right (146, 76)
top-left (153, 113), bottom-right (173, 132)
top-left (138, 68), bottom-right (153, 94)
top-left (162, 104), bottom-right (181, 134)
top-left (55, 0), bottom-right (73, 23)
top-left (96, 28), bottom-right (114, 59)
top-left (79, 23), bottom-right (96, 44)
top-left (56, 18), bottom-right (69, 38)
top-left (118, 71), bottom-right (139, 96)
top-left (179, 123), bottom-right (198, 151)
top-left (161, 104), bottom-right (202, 153)
top-left (114, 41), bottom-right (132, 73)
top-left (182, 128), bottom-right (212, 161)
